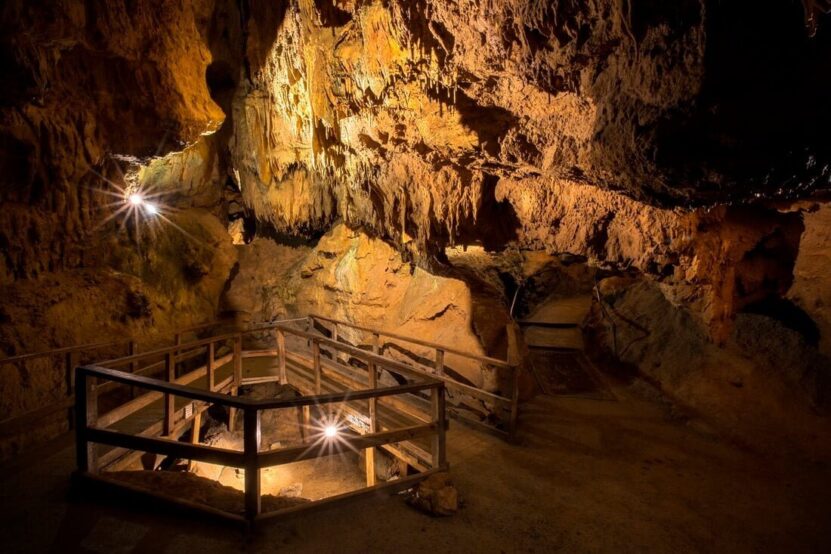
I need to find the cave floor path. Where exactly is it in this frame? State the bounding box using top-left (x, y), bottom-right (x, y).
top-left (1, 377), bottom-right (830, 553)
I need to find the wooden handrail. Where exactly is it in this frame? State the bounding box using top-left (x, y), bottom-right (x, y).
top-left (310, 313), bottom-right (514, 368)
top-left (87, 426), bottom-right (246, 468)
top-left (257, 423), bottom-right (437, 467)
top-left (79, 365), bottom-right (251, 409)
top-left (291, 323), bottom-right (514, 405)
top-left (80, 364), bottom-right (441, 412)
top-left (95, 317), bottom-right (306, 368)
top-left (0, 317), bottom-right (228, 367)
top-left (0, 339), bottom-right (129, 365)
top-left (75, 356), bottom-right (448, 524)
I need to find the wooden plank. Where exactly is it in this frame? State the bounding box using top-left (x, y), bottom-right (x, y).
top-left (366, 359), bottom-right (377, 487)
top-left (75, 372), bottom-right (97, 474)
top-left (309, 313), bottom-right (513, 368)
top-left (435, 348), bottom-right (444, 376)
top-left (98, 378), bottom-right (233, 471)
top-left (233, 336), bottom-right (242, 386)
top-left (95, 332), bottom-right (241, 368)
top-left (312, 339), bottom-right (321, 393)
top-left (509, 366), bottom-right (521, 441)
top-left (301, 405), bottom-right (311, 442)
top-left (100, 346), bottom-right (205, 373)
top-left (229, 335), bottom-right (242, 431)
top-left (128, 341), bottom-right (138, 398)
top-left (285, 350), bottom-right (431, 424)
top-left (277, 330), bottom-right (287, 384)
top-left (241, 349), bottom-right (279, 358)
top-left (284, 367), bottom-right (434, 468)
top-left (80, 360), bottom-right (247, 415)
top-left (206, 342), bottom-right (215, 390)
top-left (87, 427), bottom-right (245, 467)
top-left (275, 324), bottom-right (512, 405)
top-left (163, 351), bottom-right (174, 436)
top-left (188, 410), bottom-right (202, 472)
top-left (240, 375), bottom-right (282, 385)
top-left (257, 423), bottom-right (436, 468)
top-left (253, 381), bottom-right (440, 410)
top-left (95, 347), bottom-right (206, 395)
top-left (432, 386), bottom-right (447, 469)
top-left (0, 339), bottom-right (127, 365)
top-left (95, 353), bottom-right (233, 428)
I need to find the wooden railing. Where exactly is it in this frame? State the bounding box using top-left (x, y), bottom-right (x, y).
top-left (74, 322), bottom-right (448, 525)
top-left (305, 314), bottom-right (522, 439)
top-left (0, 319), bottom-right (230, 453)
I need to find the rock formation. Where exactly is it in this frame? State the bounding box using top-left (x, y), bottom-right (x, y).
top-left (1, 1), bottom-right (830, 460)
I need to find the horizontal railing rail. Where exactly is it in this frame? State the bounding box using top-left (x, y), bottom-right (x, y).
top-left (0, 319), bottom-right (228, 451)
top-left (309, 313), bottom-right (513, 367)
top-left (302, 315), bottom-right (522, 438)
top-left (0, 339), bottom-right (130, 365)
top-left (75, 348), bottom-right (447, 524)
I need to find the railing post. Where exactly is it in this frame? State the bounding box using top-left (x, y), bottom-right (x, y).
top-left (435, 348), bottom-right (444, 376)
top-left (277, 329), bottom-right (287, 384)
top-left (243, 408), bottom-right (261, 523)
top-left (312, 339), bottom-right (321, 394)
top-left (372, 332), bottom-right (380, 355)
top-left (188, 409), bottom-right (202, 472)
top-left (174, 333), bottom-right (182, 378)
top-left (128, 341), bottom-right (138, 398)
top-left (66, 351), bottom-right (77, 430)
top-left (207, 341), bottom-right (215, 391)
top-left (75, 368), bottom-right (98, 474)
top-left (164, 351), bottom-right (175, 436)
top-left (306, 316), bottom-right (314, 348)
top-left (332, 322), bottom-right (338, 343)
top-left (229, 335), bottom-right (242, 431)
top-left (365, 359), bottom-right (377, 486)
top-left (509, 365), bottom-right (520, 441)
top-left (506, 323), bottom-right (523, 441)
top-left (431, 384), bottom-right (447, 469)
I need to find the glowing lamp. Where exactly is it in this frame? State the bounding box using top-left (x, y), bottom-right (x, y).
top-left (144, 202), bottom-right (158, 215)
top-left (324, 425), bottom-right (338, 438)
top-left (128, 193), bottom-right (144, 206)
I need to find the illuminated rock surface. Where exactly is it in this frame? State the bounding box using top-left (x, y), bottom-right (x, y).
top-left (1, 0), bottom-right (830, 461)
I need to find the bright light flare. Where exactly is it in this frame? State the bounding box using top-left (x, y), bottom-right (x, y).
top-left (324, 425), bottom-right (339, 438)
top-left (144, 202), bottom-right (158, 215)
top-left (128, 192), bottom-right (144, 206)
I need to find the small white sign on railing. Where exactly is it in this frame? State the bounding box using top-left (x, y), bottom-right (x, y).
top-left (346, 414), bottom-right (369, 432)
top-left (184, 402), bottom-right (194, 420)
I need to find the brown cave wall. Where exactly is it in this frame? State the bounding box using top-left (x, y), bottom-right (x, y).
top-left (0, 0), bottom-right (829, 462)
top-left (223, 223), bottom-right (509, 390)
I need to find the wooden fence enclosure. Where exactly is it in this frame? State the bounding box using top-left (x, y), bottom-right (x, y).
top-left (69, 315), bottom-right (520, 525)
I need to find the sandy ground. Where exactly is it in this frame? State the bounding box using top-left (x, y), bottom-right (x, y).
top-left (1, 381), bottom-right (829, 553)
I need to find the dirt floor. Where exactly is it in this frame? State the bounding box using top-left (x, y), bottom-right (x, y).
top-left (1, 380), bottom-right (829, 553)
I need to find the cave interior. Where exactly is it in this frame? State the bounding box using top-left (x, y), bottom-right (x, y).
top-left (1, 0), bottom-right (831, 552)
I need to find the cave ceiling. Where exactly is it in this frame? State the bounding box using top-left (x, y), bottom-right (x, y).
top-left (1, 0), bottom-right (830, 257)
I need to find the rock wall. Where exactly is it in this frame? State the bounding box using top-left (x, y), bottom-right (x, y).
top-left (592, 277), bottom-right (831, 461)
top-left (224, 223), bottom-right (505, 388)
top-left (1, 1), bottom-right (830, 460)
top-left (788, 203), bottom-right (831, 356)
